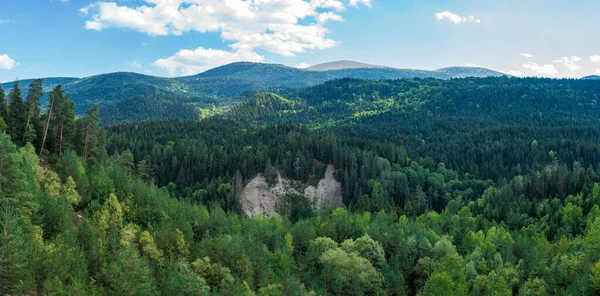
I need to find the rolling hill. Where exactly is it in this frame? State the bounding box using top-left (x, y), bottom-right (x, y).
top-left (2, 61), bottom-right (508, 125)
top-left (305, 60), bottom-right (389, 71)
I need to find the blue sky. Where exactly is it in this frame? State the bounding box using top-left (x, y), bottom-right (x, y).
top-left (1, 0), bottom-right (599, 82)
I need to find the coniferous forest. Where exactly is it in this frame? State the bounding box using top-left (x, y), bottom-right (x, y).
top-left (3, 76), bottom-right (600, 295)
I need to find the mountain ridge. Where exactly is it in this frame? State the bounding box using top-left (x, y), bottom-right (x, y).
top-left (2, 61), bottom-right (508, 125)
top-left (305, 60), bottom-right (390, 71)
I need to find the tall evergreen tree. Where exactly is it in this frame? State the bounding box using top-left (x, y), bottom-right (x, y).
top-left (40, 85), bottom-right (75, 157)
top-left (0, 83), bottom-right (6, 119)
top-left (6, 81), bottom-right (26, 142)
top-left (54, 90), bottom-right (75, 156)
top-left (22, 79), bottom-right (43, 146)
top-left (39, 86), bottom-right (56, 156)
top-left (83, 106), bottom-right (100, 160)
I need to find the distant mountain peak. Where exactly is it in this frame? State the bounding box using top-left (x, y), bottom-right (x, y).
top-left (434, 66), bottom-right (508, 78)
top-left (582, 75), bottom-right (600, 80)
top-left (305, 60), bottom-right (390, 71)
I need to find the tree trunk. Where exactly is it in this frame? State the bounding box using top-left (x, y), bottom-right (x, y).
top-left (39, 96), bottom-right (55, 157)
top-left (83, 128), bottom-right (91, 160)
top-left (21, 115), bottom-right (31, 145)
top-left (59, 122), bottom-right (64, 157)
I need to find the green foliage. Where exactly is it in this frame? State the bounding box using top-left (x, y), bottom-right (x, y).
top-left (6, 75), bottom-right (600, 295)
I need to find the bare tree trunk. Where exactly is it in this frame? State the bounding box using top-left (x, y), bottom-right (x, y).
top-left (39, 96), bottom-right (55, 157)
top-left (83, 127), bottom-right (91, 160)
top-left (21, 115), bottom-right (31, 145)
top-left (59, 122), bottom-right (64, 157)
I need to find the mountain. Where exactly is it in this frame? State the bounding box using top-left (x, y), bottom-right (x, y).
top-left (2, 62), bottom-right (507, 125)
top-left (582, 75), bottom-right (600, 80)
top-left (434, 66), bottom-right (509, 78)
top-left (305, 60), bottom-right (389, 71)
top-left (227, 77), bottom-right (600, 129)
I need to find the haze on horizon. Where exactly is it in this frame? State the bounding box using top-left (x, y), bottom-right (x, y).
top-left (1, 0), bottom-right (599, 81)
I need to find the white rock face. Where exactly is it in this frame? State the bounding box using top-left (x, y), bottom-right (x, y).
top-left (240, 165), bottom-right (343, 217)
top-left (304, 165), bottom-right (343, 210)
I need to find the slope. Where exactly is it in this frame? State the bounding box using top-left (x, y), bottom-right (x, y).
top-left (2, 62), bottom-right (507, 125)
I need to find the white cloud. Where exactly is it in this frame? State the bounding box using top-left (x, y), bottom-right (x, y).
top-left (0, 20), bottom-right (13, 24)
top-left (597, 68), bottom-right (600, 75)
top-left (132, 61), bottom-right (142, 69)
top-left (519, 53), bottom-right (534, 58)
top-left (349, 0), bottom-right (371, 8)
top-left (434, 11), bottom-right (480, 25)
top-left (153, 47), bottom-right (264, 75)
top-left (508, 70), bottom-right (522, 76)
top-left (312, 0), bottom-right (345, 10)
top-left (523, 62), bottom-right (558, 76)
top-left (295, 62), bottom-right (311, 69)
top-left (81, 0), bottom-right (369, 74)
top-left (0, 54), bottom-right (17, 70)
top-left (553, 56), bottom-right (581, 73)
top-left (317, 12), bottom-right (344, 24)
top-left (590, 55), bottom-right (600, 63)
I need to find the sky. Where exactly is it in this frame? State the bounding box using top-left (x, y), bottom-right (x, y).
top-left (1, 0), bottom-right (599, 82)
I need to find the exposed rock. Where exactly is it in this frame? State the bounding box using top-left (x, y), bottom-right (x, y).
top-left (241, 165), bottom-right (343, 217)
top-left (304, 165), bottom-right (343, 210)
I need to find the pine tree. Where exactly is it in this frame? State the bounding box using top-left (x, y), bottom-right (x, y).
top-left (39, 86), bottom-right (57, 157)
top-left (83, 106), bottom-right (100, 160)
top-left (40, 85), bottom-right (75, 156)
top-left (6, 81), bottom-right (26, 142)
top-left (22, 79), bottom-right (43, 146)
top-left (0, 208), bottom-right (36, 294)
top-left (0, 132), bottom-right (27, 206)
top-left (54, 89), bottom-right (75, 156)
top-left (0, 83), bottom-right (6, 119)
top-left (136, 160), bottom-right (153, 183)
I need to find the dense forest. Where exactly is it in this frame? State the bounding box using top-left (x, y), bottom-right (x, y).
top-left (3, 76), bottom-right (600, 295)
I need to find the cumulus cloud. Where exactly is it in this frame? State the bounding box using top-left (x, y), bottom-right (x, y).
top-left (295, 62), bottom-right (311, 69)
top-left (434, 11), bottom-right (480, 25)
top-left (508, 70), bottom-right (522, 76)
top-left (553, 56), bottom-right (581, 73)
top-left (523, 62), bottom-right (558, 76)
top-left (81, 0), bottom-right (370, 74)
top-left (154, 47), bottom-right (264, 75)
top-left (591, 55), bottom-right (600, 63)
top-left (520, 53), bottom-right (534, 58)
top-left (0, 54), bottom-right (17, 70)
top-left (349, 0), bottom-right (371, 8)
top-left (132, 61), bottom-right (142, 69)
top-left (317, 12), bottom-right (344, 24)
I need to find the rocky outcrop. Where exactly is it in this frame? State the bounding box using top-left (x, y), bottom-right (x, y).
top-left (240, 165), bottom-right (343, 217)
top-left (304, 165), bottom-right (343, 210)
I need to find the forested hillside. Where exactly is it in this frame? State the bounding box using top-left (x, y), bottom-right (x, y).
top-left (4, 76), bottom-right (600, 295)
top-left (2, 62), bottom-right (506, 125)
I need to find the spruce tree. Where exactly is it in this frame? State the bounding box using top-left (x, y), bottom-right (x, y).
top-left (6, 81), bottom-right (26, 142)
top-left (22, 79), bottom-right (43, 145)
top-left (0, 83), bottom-right (6, 119)
top-left (83, 106), bottom-right (100, 160)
